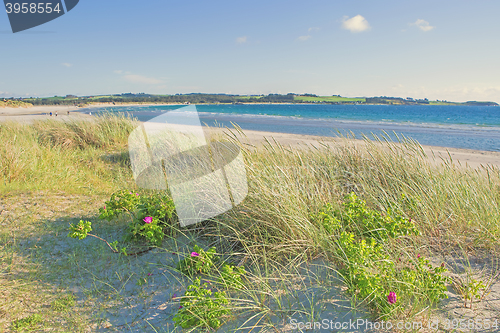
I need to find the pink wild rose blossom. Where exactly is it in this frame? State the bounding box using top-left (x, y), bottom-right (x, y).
top-left (387, 292), bottom-right (397, 304)
top-left (143, 216), bottom-right (153, 224)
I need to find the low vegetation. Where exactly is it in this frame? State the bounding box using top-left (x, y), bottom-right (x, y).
top-left (0, 99), bottom-right (32, 108)
top-left (1, 115), bottom-right (499, 331)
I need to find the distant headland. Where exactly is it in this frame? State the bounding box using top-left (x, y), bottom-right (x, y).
top-left (2, 93), bottom-right (498, 108)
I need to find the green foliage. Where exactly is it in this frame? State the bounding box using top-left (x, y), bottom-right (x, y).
top-left (99, 190), bottom-right (176, 246)
top-left (176, 245), bottom-right (217, 276)
top-left (218, 264), bottom-right (247, 290)
top-left (317, 192), bottom-right (419, 241)
top-left (399, 256), bottom-right (450, 304)
top-left (336, 231), bottom-right (392, 312)
top-left (454, 276), bottom-right (486, 308)
top-left (173, 277), bottom-right (229, 329)
top-left (98, 190), bottom-right (140, 221)
top-left (317, 193), bottom-right (449, 318)
top-left (11, 313), bottom-right (43, 331)
top-left (68, 220), bottom-right (92, 240)
top-left (51, 295), bottom-right (76, 311)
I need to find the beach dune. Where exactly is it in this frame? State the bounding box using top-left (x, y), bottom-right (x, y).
top-left (2, 105), bottom-right (499, 170)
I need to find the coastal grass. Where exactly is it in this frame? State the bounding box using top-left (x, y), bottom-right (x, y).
top-left (0, 115), bottom-right (499, 331)
top-left (0, 114), bottom-right (138, 194)
top-left (0, 100), bottom-right (33, 108)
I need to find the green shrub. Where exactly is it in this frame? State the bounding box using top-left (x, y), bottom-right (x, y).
top-left (176, 245), bottom-right (218, 276)
top-left (173, 277), bottom-right (229, 329)
top-left (218, 264), bottom-right (247, 290)
top-left (316, 193), bottom-right (449, 318)
top-left (99, 190), bottom-right (177, 246)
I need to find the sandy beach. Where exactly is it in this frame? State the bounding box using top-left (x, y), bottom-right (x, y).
top-left (2, 105), bottom-right (500, 169)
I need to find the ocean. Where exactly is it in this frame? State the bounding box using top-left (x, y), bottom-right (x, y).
top-left (80, 104), bottom-right (500, 152)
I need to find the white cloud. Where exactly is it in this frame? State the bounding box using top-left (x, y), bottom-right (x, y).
top-left (341, 15), bottom-right (371, 33)
top-left (411, 19), bottom-right (434, 32)
top-left (123, 74), bottom-right (163, 84)
top-left (61, 63), bottom-right (72, 67)
top-left (308, 27), bottom-right (320, 32)
top-left (236, 36), bottom-right (247, 44)
top-left (297, 35), bottom-right (311, 41)
top-left (114, 70), bottom-right (123, 74)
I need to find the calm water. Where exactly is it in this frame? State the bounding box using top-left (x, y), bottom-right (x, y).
top-left (80, 104), bottom-right (500, 152)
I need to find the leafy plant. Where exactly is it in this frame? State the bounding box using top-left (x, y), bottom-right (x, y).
top-left (316, 192), bottom-right (419, 241)
top-left (68, 220), bottom-right (128, 254)
top-left (453, 275), bottom-right (486, 309)
top-left (11, 313), bottom-right (43, 331)
top-left (317, 193), bottom-right (449, 318)
top-left (173, 277), bottom-right (229, 329)
top-left (98, 190), bottom-right (141, 221)
top-left (100, 190), bottom-right (177, 245)
top-left (218, 264), bottom-right (247, 290)
top-left (176, 245), bottom-right (218, 276)
top-left (69, 190), bottom-right (177, 252)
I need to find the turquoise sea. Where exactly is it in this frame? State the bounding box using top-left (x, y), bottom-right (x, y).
top-left (81, 104), bottom-right (500, 152)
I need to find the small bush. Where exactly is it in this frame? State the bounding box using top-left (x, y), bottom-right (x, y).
top-left (173, 277), bottom-right (229, 329)
top-left (176, 245), bottom-right (218, 276)
top-left (315, 193), bottom-right (449, 318)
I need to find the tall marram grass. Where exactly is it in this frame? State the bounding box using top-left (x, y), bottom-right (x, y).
top-left (214, 131), bottom-right (500, 258)
top-left (0, 114), bottom-right (138, 193)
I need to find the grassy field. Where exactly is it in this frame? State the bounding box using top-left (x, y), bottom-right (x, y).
top-left (0, 116), bottom-right (499, 332)
top-left (294, 96), bottom-right (366, 103)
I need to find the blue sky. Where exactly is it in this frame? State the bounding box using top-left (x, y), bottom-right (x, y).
top-left (1, 0), bottom-right (499, 102)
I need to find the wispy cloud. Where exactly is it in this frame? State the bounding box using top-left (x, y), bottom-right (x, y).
top-left (123, 74), bottom-right (163, 84)
top-left (411, 19), bottom-right (434, 32)
top-left (114, 70), bottom-right (123, 74)
top-left (236, 36), bottom-right (247, 44)
top-left (341, 15), bottom-right (371, 33)
top-left (61, 63), bottom-right (72, 67)
top-left (297, 35), bottom-right (311, 41)
top-left (308, 27), bottom-right (320, 32)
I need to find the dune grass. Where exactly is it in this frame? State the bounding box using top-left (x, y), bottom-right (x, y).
top-left (0, 115), bottom-right (499, 331)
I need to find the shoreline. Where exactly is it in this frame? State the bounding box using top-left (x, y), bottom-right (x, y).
top-left (1, 107), bottom-right (499, 169)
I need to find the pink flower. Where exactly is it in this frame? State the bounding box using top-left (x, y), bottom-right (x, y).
top-left (172, 293), bottom-right (177, 299)
top-left (417, 254), bottom-right (421, 258)
top-left (191, 252), bottom-right (199, 257)
top-left (179, 305), bottom-right (183, 309)
top-left (387, 292), bottom-right (397, 304)
top-left (147, 273), bottom-right (152, 276)
top-left (103, 206), bottom-right (106, 210)
top-left (136, 193), bottom-right (139, 196)
top-left (143, 216), bottom-right (152, 224)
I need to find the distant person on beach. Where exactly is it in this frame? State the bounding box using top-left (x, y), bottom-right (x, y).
top-left (49, 112), bottom-right (52, 116)
top-left (55, 111), bottom-right (58, 117)
top-left (67, 111), bottom-right (70, 115)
